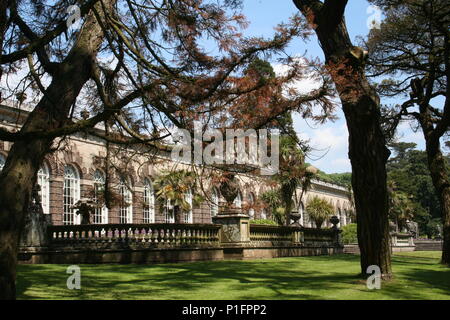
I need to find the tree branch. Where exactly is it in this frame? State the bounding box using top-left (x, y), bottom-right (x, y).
top-left (1, 0), bottom-right (100, 65)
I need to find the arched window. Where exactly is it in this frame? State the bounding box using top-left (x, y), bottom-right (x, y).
top-left (93, 170), bottom-right (108, 224)
top-left (344, 209), bottom-right (350, 224)
top-left (119, 177), bottom-right (133, 223)
top-left (233, 191), bottom-right (242, 209)
top-left (164, 199), bottom-right (175, 223)
top-left (143, 178), bottom-right (155, 223)
top-left (210, 188), bottom-right (219, 217)
top-left (63, 165), bottom-right (80, 225)
top-left (338, 208), bottom-right (345, 226)
top-left (37, 164), bottom-right (50, 214)
top-left (0, 154), bottom-right (5, 170)
top-left (184, 189), bottom-right (193, 223)
top-left (298, 202), bottom-right (305, 226)
top-left (247, 192), bottom-right (255, 218)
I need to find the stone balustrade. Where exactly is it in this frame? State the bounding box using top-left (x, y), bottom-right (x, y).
top-left (47, 223), bottom-right (341, 248)
top-left (249, 224), bottom-right (301, 244)
top-left (48, 223), bottom-right (221, 247)
top-left (20, 219), bottom-right (344, 264)
top-left (301, 227), bottom-right (341, 246)
top-left (249, 224), bottom-right (341, 247)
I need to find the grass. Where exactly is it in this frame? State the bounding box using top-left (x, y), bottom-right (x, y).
top-left (17, 251), bottom-right (450, 300)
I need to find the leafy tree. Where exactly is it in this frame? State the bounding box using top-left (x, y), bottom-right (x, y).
top-left (260, 189), bottom-right (285, 225)
top-left (305, 196), bottom-right (334, 229)
top-left (246, 59), bottom-right (317, 226)
top-left (386, 142), bottom-right (448, 237)
top-left (387, 142), bottom-right (418, 170)
top-left (366, 0), bottom-right (450, 264)
top-left (341, 223), bottom-right (358, 244)
top-left (314, 169), bottom-right (352, 187)
top-left (294, 0), bottom-right (392, 278)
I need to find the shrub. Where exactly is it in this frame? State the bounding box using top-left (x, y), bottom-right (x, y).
top-left (341, 223), bottom-right (358, 244)
top-left (306, 196), bottom-right (334, 229)
top-left (250, 219), bottom-right (278, 226)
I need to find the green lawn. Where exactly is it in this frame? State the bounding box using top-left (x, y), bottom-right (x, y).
top-left (17, 251), bottom-right (450, 300)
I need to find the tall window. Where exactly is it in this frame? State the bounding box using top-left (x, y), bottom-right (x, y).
top-left (63, 165), bottom-right (80, 225)
top-left (119, 177), bottom-right (133, 223)
top-left (0, 154), bottom-right (5, 170)
top-left (37, 164), bottom-right (50, 214)
top-left (143, 178), bottom-right (155, 223)
top-left (303, 199), bottom-right (311, 227)
top-left (210, 188), bottom-right (219, 217)
top-left (344, 209), bottom-right (349, 225)
top-left (247, 192), bottom-right (255, 218)
top-left (298, 202), bottom-right (305, 226)
top-left (261, 208), bottom-right (267, 220)
top-left (337, 208), bottom-right (343, 226)
top-left (184, 189), bottom-right (193, 223)
top-left (93, 170), bottom-right (108, 224)
top-left (164, 199), bottom-right (175, 223)
top-left (233, 191), bottom-right (242, 209)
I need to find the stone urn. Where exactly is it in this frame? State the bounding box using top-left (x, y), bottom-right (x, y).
top-left (72, 198), bottom-right (97, 224)
top-left (329, 216), bottom-right (340, 229)
top-left (289, 210), bottom-right (302, 226)
top-left (219, 173), bottom-right (239, 207)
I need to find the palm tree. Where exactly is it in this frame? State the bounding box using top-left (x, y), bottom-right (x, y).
top-left (154, 170), bottom-right (200, 223)
top-left (276, 135), bottom-right (313, 225)
top-left (388, 181), bottom-right (414, 232)
top-left (306, 196), bottom-right (334, 229)
top-left (260, 189), bottom-right (284, 225)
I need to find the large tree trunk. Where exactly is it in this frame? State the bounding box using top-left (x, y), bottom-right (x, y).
top-left (419, 118), bottom-right (450, 265)
top-left (426, 145), bottom-right (450, 266)
top-left (294, 1), bottom-right (392, 278)
top-left (0, 2), bottom-right (113, 299)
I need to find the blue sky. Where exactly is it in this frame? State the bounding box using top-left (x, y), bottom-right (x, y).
top-left (238, 0), bottom-right (426, 173)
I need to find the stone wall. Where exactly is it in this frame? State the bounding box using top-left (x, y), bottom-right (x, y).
top-left (414, 240), bottom-right (443, 251)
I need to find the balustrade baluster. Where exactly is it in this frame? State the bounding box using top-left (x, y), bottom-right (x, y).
top-left (164, 228), bottom-right (169, 245)
top-left (148, 227), bottom-right (154, 244)
top-left (177, 228), bottom-right (181, 244)
top-left (186, 229), bottom-right (191, 244)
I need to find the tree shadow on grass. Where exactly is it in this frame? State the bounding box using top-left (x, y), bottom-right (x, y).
top-left (17, 255), bottom-right (450, 300)
top-left (17, 257), bottom-right (361, 300)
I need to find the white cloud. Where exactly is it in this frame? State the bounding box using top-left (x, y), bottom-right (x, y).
top-left (293, 111), bottom-right (351, 173)
top-left (271, 57), bottom-right (324, 99)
